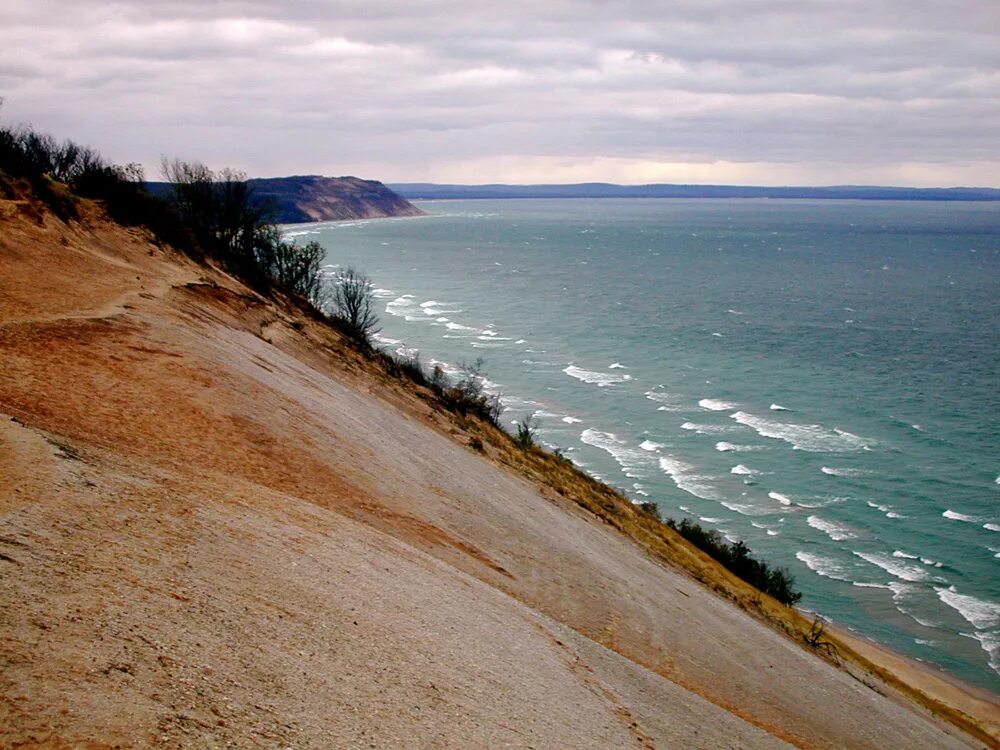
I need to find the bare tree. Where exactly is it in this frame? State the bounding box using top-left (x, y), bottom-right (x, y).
top-left (330, 266), bottom-right (380, 345)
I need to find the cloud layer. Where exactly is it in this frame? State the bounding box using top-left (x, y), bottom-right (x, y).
top-left (2, 1), bottom-right (998, 185)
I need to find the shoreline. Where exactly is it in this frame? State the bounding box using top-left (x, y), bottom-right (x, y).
top-left (827, 621), bottom-right (999, 741)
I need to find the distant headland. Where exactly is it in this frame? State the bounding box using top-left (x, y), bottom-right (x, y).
top-left (148, 175), bottom-right (425, 224)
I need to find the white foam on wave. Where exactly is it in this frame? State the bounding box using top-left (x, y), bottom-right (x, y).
top-left (564, 365), bottom-right (632, 387)
top-left (580, 428), bottom-right (657, 479)
top-left (937, 590), bottom-right (1000, 673)
top-left (719, 500), bottom-right (773, 517)
top-left (385, 294), bottom-right (417, 317)
top-left (371, 332), bottom-right (403, 346)
top-left (943, 509), bottom-right (983, 523)
top-left (608, 362), bottom-right (627, 369)
top-left (730, 464), bottom-right (758, 476)
top-left (807, 515), bottom-right (857, 541)
top-left (445, 321), bottom-right (476, 332)
top-left (681, 421), bottom-right (744, 435)
top-left (658, 457), bottom-right (721, 500)
top-left (730, 411), bottom-right (873, 452)
top-left (936, 587), bottom-right (1000, 631)
top-left (371, 287), bottom-right (396, 299)
top-left (561, 416), bottom-right (582, 424)
top-left (866, 500), bottom-right (903, 519)
top-left (644, 390), bottom-right (685, 411)
top-left (854, 551), bottom-right (944, 583)
top-left (769, 403), bottom-right (789, 411)
top-left (893, 550), bottom-right (919, 560)
top-left (699, 398), bottom-right (736, 411)
top-left (793, 495), bottom-right (848, 509)
top-left (796, 551), bottom-right (856, 582)
top-left (639, 440), bottom-right (664, 451)
top-left (420, 300), bottom-right (462, 316)
top-left (985, 523), bottom-right (1000, 532)
top-left (968, 632), bottom-right (1000, 677)
top-left (768, 491), bottom-right (794, 506)
top-left (821, 466), bottom-right (873, 477)
top-left (715, 441), bottom-right (765, 453)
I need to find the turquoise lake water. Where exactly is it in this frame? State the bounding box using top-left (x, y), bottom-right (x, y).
top-left (286, 198), bottom-right (1000, 692)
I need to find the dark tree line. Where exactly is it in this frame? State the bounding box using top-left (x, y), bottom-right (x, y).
top-left (665, 517), bottom-right (802, 605)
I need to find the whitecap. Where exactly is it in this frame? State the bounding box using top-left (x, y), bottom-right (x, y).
top-left (564, 365), bottom-right (632, 387)
top-left (715, 441), bottom-right (765, 453)
top-left (807, 516), bottom-right (857, 541)
top-left (731, 411), bottom-right (874, 452)
top-left (445, 322), bottom-right (476, 332)
top-left (984, 523), bottom-right (1000, 532)
top-left (385, 295), bottom-right (418, 317)
top-left (699, 398), bottom-right (737, 411)
top-left (943, 509), bottom-right (983, 523)
top-left (854, 551), bottom-right (944, 583)
top-left (769, 403), bottom-right (789, 411)
top-left (720, 500), bottom-right (776, 517)
top-left (768, 491), bottom-right (794, 506)
top-left (561, 416), bottom-right (582, 424)
top-left (681, 421), bottom-right (744, 435)
top-left (821, 466), bottom-right (873, 477)
top-left (608, 362), bottom-right (627, 369)
top-left (967, 631), bottom-right (1000, 677)
top-left (371, 333), bottom-right (403, 346)
top-left (658, 457), bottom-right (721, 500)
top-left (639, 440), bottom-right (664, 451)
top-left (645, 390), bottom-right (684, 410)
top-left (893, 550), bottom-right (919, 559)
top-left (796, 551), bottom-right (855, 582)
top-left (580, 429), bottom-right (657, 479)
top-left (936, 587), bottom-right (1000, 631)
top-left (794, 496), bottom-right (848, 509)
top-left (730, 464), bottom-right (758, 476)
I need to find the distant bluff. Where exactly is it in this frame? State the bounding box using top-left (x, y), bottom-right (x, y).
top-left (145, 175), bottom-right (425, 224)
top-left (248, 175), bottom-right (426, 223)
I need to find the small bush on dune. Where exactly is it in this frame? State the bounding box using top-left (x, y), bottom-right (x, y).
top-left (513, 414), bottom-right (538, 449)
top-left (637, 501), bottom-right (661, 520)
top-left (436, 359), bottom-right (503, 426)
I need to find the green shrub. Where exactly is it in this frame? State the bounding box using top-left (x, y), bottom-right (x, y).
top-left (513, 414), bottom-right (538, 449)
top-left (665, 517), bottom-right (802, 605)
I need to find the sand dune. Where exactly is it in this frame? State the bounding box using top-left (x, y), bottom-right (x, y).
top-left (0, 201), bottom-right (991, 748)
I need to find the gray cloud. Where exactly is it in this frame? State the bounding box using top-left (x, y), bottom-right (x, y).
top-left (1, 0), bottom-right (997, 185)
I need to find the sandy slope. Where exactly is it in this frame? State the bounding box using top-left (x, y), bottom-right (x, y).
top-left (0, 203), bottom-right (990, 748)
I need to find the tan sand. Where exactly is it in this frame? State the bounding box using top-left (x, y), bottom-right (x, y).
top-left (0, 199), bottom-right (994, 749)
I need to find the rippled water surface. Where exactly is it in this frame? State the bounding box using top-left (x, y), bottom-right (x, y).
top-left (287, 198), bottom-right (1000, 691)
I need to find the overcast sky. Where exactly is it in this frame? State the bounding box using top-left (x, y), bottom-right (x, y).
top-left (2, 1), bottom-right (998, 186)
